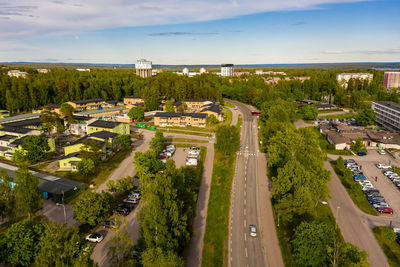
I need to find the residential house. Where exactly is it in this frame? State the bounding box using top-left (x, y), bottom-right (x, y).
top-left (124, 96), bottom-right (144, 106)
top-left (67, 116), bottom-right (96, 136)
top-left (87, 120), bottom-right (130, 135)
top-left (200, 104), bottom-right (224, 121)
top-left (154, 112), bottom-right (207, 128)
top-left (63, 135), bottom-right (107, 156)
top-left (67, 98), bottom-right (105, 111)
top-left (34, 104), bottom-right (61, 115)
top-left (59, 152), bottom-right (82, 172)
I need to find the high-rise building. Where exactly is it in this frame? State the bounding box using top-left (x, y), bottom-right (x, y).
top-left (383, 72), bottom-right (400, 89)
top-left (372, 101), bottom-right (400, 131)
top-left (135, 59), bottom-right (152, 78)
top-left (221, 64), bottom-right (234, 77)
top-left (336, 73), bottom-right (373, 88)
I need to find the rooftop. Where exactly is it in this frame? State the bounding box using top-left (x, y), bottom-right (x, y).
top-left (2, 118), bottom-right (42, 128)
top-left (374, 101), bottom-right (400, 112)
top-left (124, 96), bottom-right (143, 99)
top-left (184, 113), bottom-right (207, 118)
top-left (0, 135), bottom-right (17, 142)
top-left (0, 113), bottom-right (40, 125)
top-left (70, 98), bottom-right (104, 105)
top-left (200, 104), bottom-right (222, 114)
top-left (0, 126), bottom-right (34, 134)
top-left (155, 112), bottom-right (183, 118)
top-left (88, 120), bottom-right (121, 129)
top-left (89, 130), bottom-right (119, 140)
top-left (75, 106), bottom-right (127, 116)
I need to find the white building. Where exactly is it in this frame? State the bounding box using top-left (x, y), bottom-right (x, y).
top-left (221, 64), bottom-right (234, 77)
top-left (182, 67), bottom-right (189, 75)
top-left (76, 68), bottom-right (92, 72)
top-left (37, 69), bottom-right (50, 73)
top-left (200, 68), bottom-right (206, 74)
top-left (372, 101), bottom-right (400, 132)
top-left (336, 73), bottom-right (373, 88)
top-left (7, 70), bottom-right (28, 78)
top-left (135, 59), bottom-right (152, 78)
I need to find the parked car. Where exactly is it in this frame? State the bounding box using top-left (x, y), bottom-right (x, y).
top-left (86, 233), bottom-right (104, 243)
top-left (353, 174), bottom-right (367, 180)
top-left (373, 202), bottom-right (388, 209)
top-left (118, 203), bottom-right (135, 211)
top-left (104, 219), bottom-right (118, 229)
top-left (190, 146), bottom-right (200, 151)
top-left (186, 158), bottom-right (198, 166)
top-left (377, 150), bottom-right (386, 155)
top-left (376, 163), bottom-right (391, 169)
top-left (188, 150), bottom-right (200, 156)
top-left (344, 159), bottom-right (356, 164)
top-left (357, 152), bottom-right (367, 156)
top-left (249, 224), bottom-right (257, 237)
top-left (123, 197), bottom-right (139, 204)
top-left (376, 207), bottom-right (394, 214)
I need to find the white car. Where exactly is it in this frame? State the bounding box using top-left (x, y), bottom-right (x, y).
top-left (378, 150), bottom-right (386, 155)
top-left (186, 158), bottom-right (198, 166)
top-left (86, 233), bottom-right (103, 243)
top-left (249, 224), bottom-right (257, 237)
top-left (188, 150), bottom-right (200, 156)
top-left (376, 163), bottom-right (391, 169)
top-left (373, 202), bottom-right (388, 208)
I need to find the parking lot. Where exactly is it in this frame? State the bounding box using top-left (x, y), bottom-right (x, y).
top-left (171, 147), bottom-right (187, 168)
top-left (340, 150), bottom-right (400, 216)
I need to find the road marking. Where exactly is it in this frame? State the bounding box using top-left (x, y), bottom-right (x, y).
top-left (245, 183), bottom-right (247, 188)
top-left (244, 190), bottom-right (246, 196)
top-left (244, 219), bottom-right (246, 226)
top-left (245, 233), bottom-right (247, 241)
top-left (245, 247), bottom-right (248, 257)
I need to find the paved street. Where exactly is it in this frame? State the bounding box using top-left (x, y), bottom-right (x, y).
top-left (228, 100), bottom-right (283, 267)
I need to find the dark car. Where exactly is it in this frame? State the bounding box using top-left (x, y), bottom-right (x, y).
top-left (116, 206), bottom-right (131, 216)
top-left (118, 203), bottom-right (135, 212)
top-left (104, 219), bottom-right (118, 229)
top-left (357, 152), bottom-right (367, 156)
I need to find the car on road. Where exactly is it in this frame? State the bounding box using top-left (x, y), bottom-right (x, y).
top-left (377, 150), bottom-right (386, 155)
top-left (85, 233), bottom-right (104, 243)
top-left (249, 224), bottom-right (257, 237)
top-left (376, 163), bottom-right (391, 169)
top-left (357, 152), bottom-right (367, 156)
top-left (376, 207), bottom-right (394, 214)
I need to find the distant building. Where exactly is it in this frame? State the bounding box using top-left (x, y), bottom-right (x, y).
top-left (123, 96), bottom-right (144, 106)
top-left (67, 98), bottom-right (105, 111)
top-left (7, 70), bottom-right (28, 78)
top-left (372, 101), bottom-right (400, 131)
top-left (336, 73), bottom-right (373, 88)
top-left (152, 69), bottom-right (162, 76)
top-left (221, 64), bottom-right (234, 77)
top-left (76, 68), bottom-right (92, 72)
top-left (234, 71), bottom-right (250, 77)
top-left (383, 72), bottom-right (400, 89)
top-left (182, 68), bottom-right (189, 75)
top-left (37, 69), bottom-right (50, 73)
top-left (135, 59), bottom-right (152, 78)
top-left (200, 68), bottom-right (207, 74)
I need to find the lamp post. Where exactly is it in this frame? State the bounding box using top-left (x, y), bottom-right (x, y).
top-left (335, 206), bottom-right (341, 230)
top-left (56, 203), bottom-right (67, 224)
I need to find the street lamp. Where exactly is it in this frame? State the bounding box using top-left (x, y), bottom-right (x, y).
top-left (335, 206), bottom-right (341, 230)
top-left (56, 203), bottom-right (67, 224)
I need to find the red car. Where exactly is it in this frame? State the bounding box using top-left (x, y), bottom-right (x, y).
top-left (377, 207), bottom-right (393, 214)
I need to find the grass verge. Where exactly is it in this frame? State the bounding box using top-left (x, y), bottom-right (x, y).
top-left (331, 160), bottom-right (377, 216)
top-left (373, 226), bottom-right (400, 266)
top-left (223, 102), bottom-right (234, 108)
top-left (202, 151), bottom-right (236, 267)
top-left (317, 108), bottom-right (343, 114)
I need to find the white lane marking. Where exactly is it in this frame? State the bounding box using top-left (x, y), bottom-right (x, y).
top-left (244, 190), bottom-right (246, 196)
top-left (245, 233), bottom-right (247, 241)
top-left (245, 247), bottom-right (248, 257)
top-left (244, 219), bottom-right (246, 227)
top-left (245, 183), bottom-right (247, 189)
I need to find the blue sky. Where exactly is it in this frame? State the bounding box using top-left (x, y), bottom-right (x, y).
top-left (0, 0), bottom-right (399, 64)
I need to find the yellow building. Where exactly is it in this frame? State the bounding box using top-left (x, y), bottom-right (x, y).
top-left (124, 96), bottom-right (144, 106)
top-left (59, 153), bottom-right (82, 171)
top-left (67, 98), bottom-right (106, 111)
top-left (154, 112), bottom-right (207, 128)
top-left (180, 99), bottom-right (215, 109)
top-left (200, 104), bottom-right (224, 121)
top-left (88, 120), bottom-right (129, 135)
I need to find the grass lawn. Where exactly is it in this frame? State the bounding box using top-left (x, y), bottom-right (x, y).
top-left (319, 113), bottom-right (357, 119)
top-left (56, 147), bottom-right (132, 186)
top-left (331, 160), bottom-right (377, 216)
top-left (202, 151), bottom-right (236, 267)
top-left (166, 137), bottom-right (208, 143)
top-left (312, 127), bottom-right (354, 155)
top-left (223, 102), bottom-right (234, 108)
top-left (237, 115), bottom-right (242, 128)
top-left (318, 108), bottom-right (343, 114)
top-left (373, 226), bottom-right (400, 266)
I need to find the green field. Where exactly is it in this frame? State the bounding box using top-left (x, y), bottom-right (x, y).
top-left (317, 108), bottom-right (344, 114)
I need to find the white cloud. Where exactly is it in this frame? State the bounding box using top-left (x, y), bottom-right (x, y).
top-left (322, 48), bottom-right (400, 55)
top-left (0, 0), bottom-right (368, 39)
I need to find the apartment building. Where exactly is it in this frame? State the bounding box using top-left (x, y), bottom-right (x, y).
top-left (383, 72), bottom-right (400, 89)
top-left (154, 112), bottom-right (207, 128)
top-left (372, 101), bottom-right (400, 131)
top-left (336, 73), bottom-right (373, 88)
top-left (7, 70), bottom-right (28, 78)
top-left (67, 98), bottom-right (105, 111)
top-left (123, 96), bottom-right (144, 106)
top-left (135, 59), bottom-right (152, 78)
top-left (221, 64), bottom-right (234, 77)
top-left (176, 99), bottom-right (216, 110)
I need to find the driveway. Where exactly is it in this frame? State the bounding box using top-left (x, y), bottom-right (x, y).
top-left (41, 199), bottom-right (79, 227)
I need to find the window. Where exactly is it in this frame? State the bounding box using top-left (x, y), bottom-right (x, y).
top-left (64, 163), bottom-right (67, 166)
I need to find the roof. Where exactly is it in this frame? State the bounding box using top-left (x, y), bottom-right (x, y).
top-left (105, 100), bottom-right (119, 104)
top-left (65, 135), bottom-right (106, 147)
top-left (200, 105), bottom-right (222, 114)
top-left (72, 115), bottom-right (93, 121)
top-left (0, 113), bottom-right (40, 125)
top-left (70, 98), bottom-right (104, 105)
top-left (61, 152), bottom-right (80, 159)
top-left (373, 101), bottom-right (400, 112)
top-left (89, 130), bottom-right (119, 140)
top-left (174, 101), bottom-right (182, 107)
top-left (0, 146), bottom-right (9, 152)
top-left (182, 99), bottom-right (216, 103)
top-left (124, 96), bottom-right (142, 99)
top-left (37, 104), bottom-right (61, 110)
top-left (75, 106), bottom-right (126, 116)
top-left (325, 130), bottom-right (349, 144)
top-left (2, 118), bottom-right (42, 128)
top-left (9, 136), bottom-right (29, 147)
top-left (0, 135), bottom-right (16, 142)
top-left (88, 120), bottom-right (121, 129)
top-left (184, 113), bottom-right (207, 118)
top-left (0, 126), bottom-right (33, 134)
top-left (155, 112), bottom-right (182, 118)
top-left (314, 104), bottom-right (336, 108)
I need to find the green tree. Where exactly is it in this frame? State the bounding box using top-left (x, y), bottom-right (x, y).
top-left (134, 150), bottom-right (164, 179)
top-left (76, 158), bottom-right (95, 176)
top-left (164, 100), bottom-right (175, 113)
top-left (35, 222), bottom-right (95, 267)
top-left (21, 134), bottom-right (50, 163)
top-left (141, 247), bottom-right (183, 267)
top-left (128, 106), bottom-right (145, 122)
top-left (0, 170), bottom-right (15, 221)
top-left (351, 137), bottom-right (366, 154)
top-left (208, 114), bottom-right (219, 124)
top-left (339, 242), bottom-right (369, 267)
top-left (3, 219), bottom-right (45, 266)
top-left (116, 134), bottom-right (132, 149)
top-left (80, 139), bottom-right (103, 163)
top-left (11, 150), bottom-right (26, 164)
top-left (356, 108), bottom-right (376, 126)
top-left (73, 191), bottom-right (114, 226)
top-left (292, 221), bottom-right (334, 266)
top-left (106, 176), bottom-right (133, 193)
top-left (177, 103), bottom-right (188, 114)
top-left (60, 102), bottom-right (76, 130)
top-left (40, 106), bottom-right (63, 135)
top-left (149, 131), bottom-right (167, 154)
top-left (301, 104), bottom-right (318, 120)
top-left (14, 167), bottom-right (43, 218)
top-left (215, 125), bottom-right (240, 156)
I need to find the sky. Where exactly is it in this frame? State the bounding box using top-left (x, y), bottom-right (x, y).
top-left (0, 0), bottom-right (399, 64)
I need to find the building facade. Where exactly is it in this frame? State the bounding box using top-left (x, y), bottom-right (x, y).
top-left (7, 70), bottom-right (28, 78)
top-left (372, 101), bottom-right (400, 131)
top-left (154, 112), bottom-right (207, 128)
top-left (383, 72), bottom-right (400, 89)
top-left (135, 59), bottom-right (152, 78)
top-left (221, 64), bottom-right (234, 77)
top-left (336, 73), bottom-right (373, 88)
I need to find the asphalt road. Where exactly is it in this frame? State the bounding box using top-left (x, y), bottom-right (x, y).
top-left (228, 101), bottom-right (283, 267)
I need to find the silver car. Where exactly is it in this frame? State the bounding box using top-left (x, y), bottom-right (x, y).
top-left (249, 224), bottom-right (257, 237)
